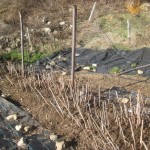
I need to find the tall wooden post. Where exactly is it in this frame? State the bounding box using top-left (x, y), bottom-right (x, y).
top-left (71, 5), bottom-right (77, 87)
top-left (19, 11), bottom-right (24, 77)
top-left (127, 20), bottom-right (130, 38)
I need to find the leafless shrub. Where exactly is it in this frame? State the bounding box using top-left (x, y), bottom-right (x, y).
top-left (5, 64), bottom-right (150, 150)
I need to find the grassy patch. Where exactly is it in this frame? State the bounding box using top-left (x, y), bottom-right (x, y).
top-left (99, 12), bottom-right (150, 38)
top-left (0, 50), bottom-right (49, 64)
top-left (83, 11), bottom-right (150, 50)
top-left (109, 66), bottom-right (122, 74)
top-left (131, 62), bottom-right (137, 68)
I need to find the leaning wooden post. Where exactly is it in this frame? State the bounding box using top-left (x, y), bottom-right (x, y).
top-left (88, 1), bottom-right (97, 22)
top-left (71, 5), bottom-right (77, 87)
top-left (19, 11), bottom-right (24, 77)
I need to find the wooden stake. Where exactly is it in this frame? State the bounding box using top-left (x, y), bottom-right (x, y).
top-left (118, 63), bottom-right (150, 76)
top-left (127, 20), bottom-right (130, 38)
top-left (88, 2), bottom-right (97, 22)
top-left (19, 11), bottom-right (24, 77)
top-left (71, 5), bottom-right (77, 87)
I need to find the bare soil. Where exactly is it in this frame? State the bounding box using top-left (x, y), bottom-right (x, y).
top-left (1, 69), bottom-right (150, 149)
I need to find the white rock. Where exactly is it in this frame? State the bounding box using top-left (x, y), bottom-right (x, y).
top-left (15, 125), bottom-right (22, 131)
top-left (137, 70), bottom-right (143, 75)
top-left (47, 21), bottom-right (51, 25)
top-left (50, 133), bottom-right (58, 141)
top-left (1, 94), bottom-right (6, 98)
top-left (93, 69), bottom-right (96, 72)
top-left (46, 64), bottom-right (51, 69)
top-left (6, 114), bottom-right (17, 121)
top-left (120, 98), bottom-right (129, 104)
top-left (92, 64), bottom-right (97, 67)
top-left (24, 33), bottom-right (27, 37)
top-left (59, 21), bottom-right (65, 26)
top-left (75, 53), bottom-right (80, 57)
top-left (69, 25), bottom-right (73, 29)
top-left (69, 8), bottom-right (72, 12)
top-left (128, 108), bottom-right (133, 113)
top-left (24, 126), bottom-right (30, 132)
top-left (56, 141), bottom-right (65, 150)
top-left (58, 55), bottom-right (61, 59)
top-left (17, 137), bottom-right (26, 147)
top-left (62, 72), bottom-right (67, 76)
top-left (83, 66), bottom-right (90, 70)
top-left (42, 27), bottom-right (51, 33)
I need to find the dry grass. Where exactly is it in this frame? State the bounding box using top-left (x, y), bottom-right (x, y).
top-left (3, 62), bottom-right (150, 150)
top-left (126, 1), bottom-right (141, 15)
top-left (0, 0), bottom-right (133, 26)
top-left (1, 0), bottom-right (149, 51)
top-left (0, 0), bottom-right (94, 25)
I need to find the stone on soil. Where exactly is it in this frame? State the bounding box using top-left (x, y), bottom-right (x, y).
top-left (56, 141), bottom-right (65, 150)
top-left (120, 98), bottom-right (129, 104)
top-left (6, 114), bottom-right (17, 121)
top-left (17, 137), bottom-right (27, 148)
top-left (15, 124), bottom-right (22, 131)
top-left (50, 133), bottom-right (58, 141)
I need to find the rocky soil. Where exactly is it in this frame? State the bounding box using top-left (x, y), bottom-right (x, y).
top-left (1, 1), bottom-right (150, 150)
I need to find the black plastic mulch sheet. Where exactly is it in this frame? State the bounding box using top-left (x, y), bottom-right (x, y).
top-left (0, 96), bottom-right (55, 150)
top-left (35, 47), bottom-right (150, 76)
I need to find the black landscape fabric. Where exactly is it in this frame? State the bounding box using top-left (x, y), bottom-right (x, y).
top-left (0, 96), bottom-right (55, 150)
top-left (36, 47), bottom-right (150, 76)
